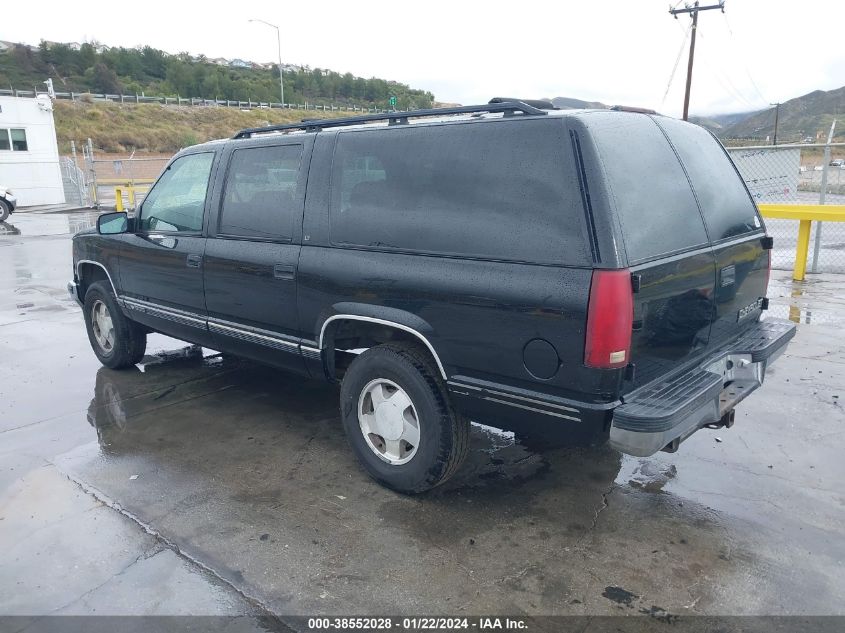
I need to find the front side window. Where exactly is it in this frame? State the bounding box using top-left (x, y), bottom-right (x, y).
top-left (0, 129), bottom-right (28, 151)
top-left (139, 153), bottom-right (214, 233)
top-left (219, 144), bottom-right (303, 240)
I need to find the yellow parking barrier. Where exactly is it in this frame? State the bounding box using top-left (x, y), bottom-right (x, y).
top-left (758, 204), bottom-right (845, 281)
top-left (111, 181), bottom-right (151, 213)
top-left (114, 187), bottom-right (125, 212)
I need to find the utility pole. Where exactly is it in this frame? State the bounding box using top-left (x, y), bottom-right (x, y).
top-left (770, 102), bottom-right (780, 145)
top-left (670, 1), bottom-right (726, 121)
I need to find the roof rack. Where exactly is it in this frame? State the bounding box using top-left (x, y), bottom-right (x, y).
top-left (609, 105), bottom-right (659, 115)
top-left (488, 97), bottom-right (559, 110)
top-left (232, 101), bottom-right (546, 139)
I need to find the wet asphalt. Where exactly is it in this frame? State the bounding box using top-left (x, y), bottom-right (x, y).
top-left (1, 212), bottom-right (844, 620)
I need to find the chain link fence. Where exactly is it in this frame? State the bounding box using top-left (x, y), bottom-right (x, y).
top-left (66, 140), bottom-right (169, 210)
top-left (727, 142), bottom-right (845, 274)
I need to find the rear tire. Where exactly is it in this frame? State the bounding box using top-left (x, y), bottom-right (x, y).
top-left (340, 342), bottom-right (469, 494)
top-left (83, 281), bottom-right (147, 369)
top-left (0, 199), bottom-right (10, 222)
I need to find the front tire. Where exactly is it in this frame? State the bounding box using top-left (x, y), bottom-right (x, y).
top-left (0, 199), bottom-right (10, 222)
top-left (83, 281), bottom-right (147, 369)
top-left (340, 342), bottom-right (469, 494)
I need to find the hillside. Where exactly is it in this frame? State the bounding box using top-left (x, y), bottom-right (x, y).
top-left (550, 96), bottom-right (607, 110)
top-left (693, 86), bottom-right (844, 142)
top-left (720, 86), bottom-right (844, 142)
top-left (689, 109), bottom-right (764, 134)
top-left (0, 39), bottom-right (434, 110)
top-left (53, 100), bottom-right (352, 153)
top-left (552, 85), bottom-right (844, 144)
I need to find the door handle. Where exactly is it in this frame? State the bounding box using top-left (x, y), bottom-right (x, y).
top-left (148, 234), bottom-right (176, 249)
top-left (273, 263), bottom-right (296, 280)
top-left (186, 254), bottom-right (202, 268)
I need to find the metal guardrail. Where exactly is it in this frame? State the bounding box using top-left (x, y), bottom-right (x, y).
top-left (0, 88), bottom-right (390, 114)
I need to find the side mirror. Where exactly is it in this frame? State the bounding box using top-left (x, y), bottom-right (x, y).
top-left (97, 212), bottom-right (130, 235)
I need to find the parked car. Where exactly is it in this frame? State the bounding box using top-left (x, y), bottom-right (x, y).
top-left (0, 185), bottom-right (16, 222)
top-left (69, 101), bottom-right (795, 493)
top-left (830, 159), bottom-right (844, 167)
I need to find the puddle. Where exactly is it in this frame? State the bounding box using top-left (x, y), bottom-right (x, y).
top-left (0, 212), bottom-right (99, 238)
top-left (766, 276), bottom-right (845, 325)
top-left (620, 460), bottom-right (678, 493)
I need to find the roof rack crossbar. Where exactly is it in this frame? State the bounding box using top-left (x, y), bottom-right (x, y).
top-left (232, 101), bottom-right (546, 139)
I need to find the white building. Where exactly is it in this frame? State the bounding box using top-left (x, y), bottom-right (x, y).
top-left (0, 95), bottom-right (65, 206)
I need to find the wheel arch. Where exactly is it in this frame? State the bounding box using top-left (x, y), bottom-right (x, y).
top-left (77, 260), bottom-right (118, 298)
top-left (318, 309), bottom-right (448, 381)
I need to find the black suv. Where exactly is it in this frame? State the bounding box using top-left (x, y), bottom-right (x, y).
top-left (69, 100), bottom-right (795, 493)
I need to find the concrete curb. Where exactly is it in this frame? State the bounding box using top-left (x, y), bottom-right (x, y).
top-left (15, 204), bottom-right (96, 214)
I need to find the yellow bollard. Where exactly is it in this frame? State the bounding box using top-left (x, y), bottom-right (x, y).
top-left (758, 205), bottom-right (845, 282)
top-left (114, 187), bottom-right (125, 212)
top-left (793, 219), bottom-right (812, 282)
top-left (128, 187), bottom-right (136, 209)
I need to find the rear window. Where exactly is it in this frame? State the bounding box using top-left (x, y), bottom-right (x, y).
top-left (329, 119), bottom-right (589, 265)
top-left (219, 144), bottom-right (302, 241)
top-left (654, 117), bottom-right (762, 241)
top-left (584, 112), bottom-right (709, 263)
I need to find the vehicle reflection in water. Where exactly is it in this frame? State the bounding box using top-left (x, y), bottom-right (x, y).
top-left (85, 343), bottom-right (624, 495)
top-left (87, 345), bottom-right (212, 454)
top-left (0, 221), bottom-right (20, 236)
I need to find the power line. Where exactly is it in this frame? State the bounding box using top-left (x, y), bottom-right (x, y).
top-left (697, 27), bottom-right (759, 109)
top-left (668, 0), bottom-right (727, 120)
top-left (662, 22), bottom-right (692, 106)
top-left (721, 11), bottom-right (768, 104)
top-left (670, 7), bottom-right (759, 112)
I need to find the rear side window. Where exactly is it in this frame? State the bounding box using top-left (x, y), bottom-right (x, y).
top-left (329, 119), bottom-right (588, 265)
top-left (219, 144), bottom-right (302, 241)
top-left (655, 117), bottom-right (761, 241)
top-left (584, 112), bottom-right (708, 263)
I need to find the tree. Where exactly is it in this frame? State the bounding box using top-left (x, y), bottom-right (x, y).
top-left (92, 62), bottom-right (122, 93)
top-left (140, 46), bottom-right (167, 79)
top-left (77, 43), bottom-right (96, 73)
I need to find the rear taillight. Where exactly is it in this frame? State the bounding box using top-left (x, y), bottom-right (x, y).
top-left (584, 269), bottom-right (634, 369)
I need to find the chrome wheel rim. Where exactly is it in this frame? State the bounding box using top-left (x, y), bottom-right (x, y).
top-left (91, 300), bottom-right (115, 353)
top-left (357, 378), bottom-right (420, 465)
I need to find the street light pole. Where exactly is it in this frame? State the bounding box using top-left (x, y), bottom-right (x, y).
top-left (249, 19), bottom-right (284, 107)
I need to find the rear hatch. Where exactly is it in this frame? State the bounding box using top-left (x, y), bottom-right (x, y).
top-left (580, 112), bottom-right (769, 391)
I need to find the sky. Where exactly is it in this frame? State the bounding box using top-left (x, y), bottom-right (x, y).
top-left (4, 0), bottom-right (844, 117)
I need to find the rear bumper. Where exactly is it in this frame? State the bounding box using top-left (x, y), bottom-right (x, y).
top-left (609, 318), bottom-right (796, 457)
